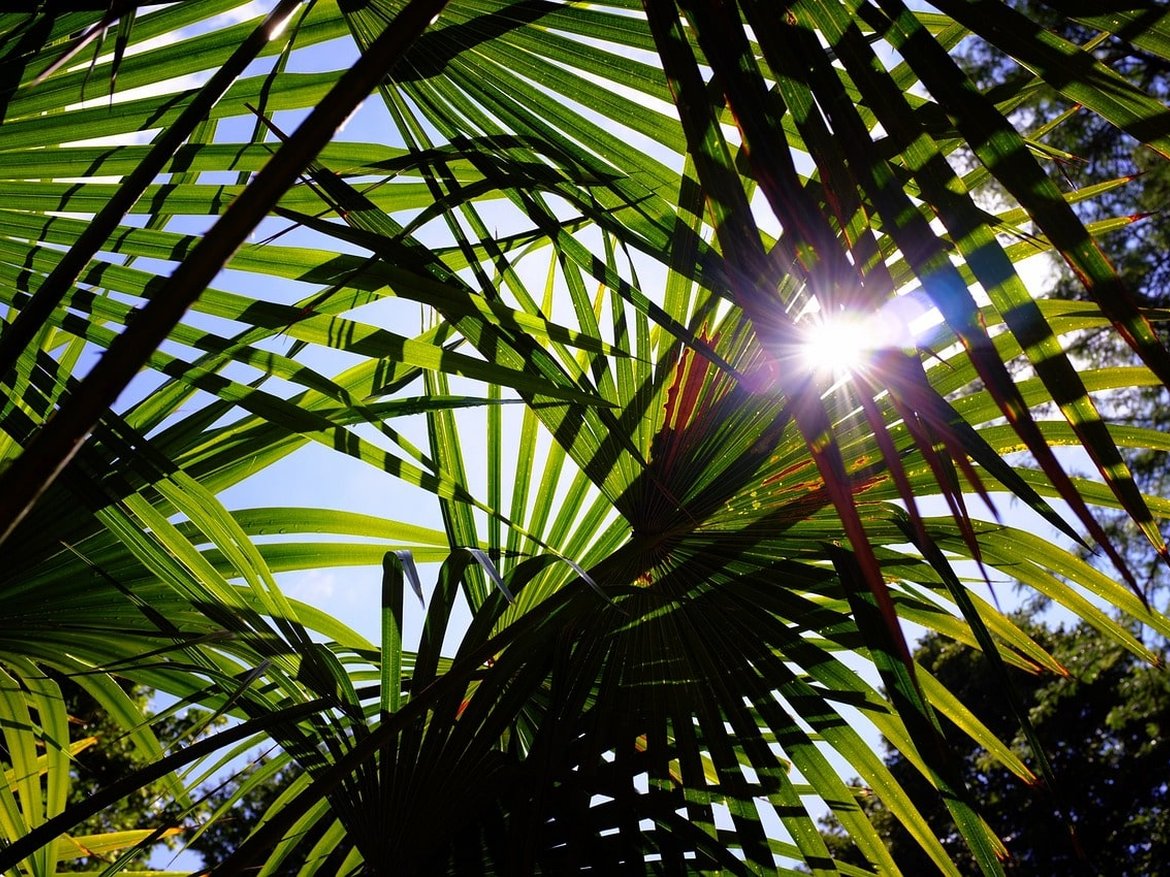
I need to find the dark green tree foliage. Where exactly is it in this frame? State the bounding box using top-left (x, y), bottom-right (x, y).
top-left (186, 757), bottom-right (301, 874)
top-left (821, 617), bottom-right (1170, 875)
top-left (963, 3), bottom-right (1170, 319)
top-left (961, 2), bottom-right (1170, 592)
top-left (53, 678), bottom-right (213, 871)
top-left (56, 678), bottom-right (302, 872)
top-left (58, 677), bottom-right (299, 872)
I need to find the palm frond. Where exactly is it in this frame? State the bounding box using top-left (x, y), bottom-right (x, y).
top-left (0, 1), bottom-right (1168, 874)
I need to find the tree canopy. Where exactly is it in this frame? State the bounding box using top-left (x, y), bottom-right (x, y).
top-left (821, 613), bottom-right (1170, 875)
top-left (960, 1), bottom-right (1170, 595)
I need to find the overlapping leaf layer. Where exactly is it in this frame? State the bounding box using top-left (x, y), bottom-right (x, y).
top-left (0, 2), bottom-right (1168, 874)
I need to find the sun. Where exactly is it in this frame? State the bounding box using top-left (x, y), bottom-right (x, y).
top-left (800, 313), bottom-right (872, 375)
top-left (797, 291), bottom-right (937, 377)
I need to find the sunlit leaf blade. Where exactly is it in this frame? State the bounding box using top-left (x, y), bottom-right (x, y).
top-left (0, 1), bottom-right (1167, 874)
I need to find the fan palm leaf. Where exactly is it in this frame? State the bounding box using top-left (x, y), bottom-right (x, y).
top-left (0, 1), bottom-right (1168, 874)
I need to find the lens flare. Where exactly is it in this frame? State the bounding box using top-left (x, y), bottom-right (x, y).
top-left (798, 293), bottom-right (935, 377)
top-left (800, 314), bottom-right (871, 375)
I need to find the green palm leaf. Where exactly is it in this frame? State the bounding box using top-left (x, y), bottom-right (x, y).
top-left (0, 2), bottom-right (1168, 874)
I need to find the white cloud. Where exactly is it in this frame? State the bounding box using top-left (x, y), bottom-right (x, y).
top-left (67, 129), bottom-right (157, 148)
top-left (284, 568), bottom-right (337, 604)
top-left (65, 71), bottom-right (210, 112)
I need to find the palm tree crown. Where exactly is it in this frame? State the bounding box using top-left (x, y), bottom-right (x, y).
top-left (0, 1), bottom-right (1168, 873)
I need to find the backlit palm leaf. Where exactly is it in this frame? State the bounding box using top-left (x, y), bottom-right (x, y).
top-left (0, 2), bottom-right (1168, 874)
